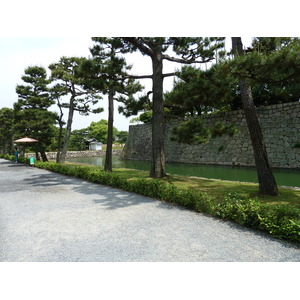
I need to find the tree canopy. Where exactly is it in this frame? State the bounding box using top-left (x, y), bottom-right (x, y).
top-left (225, 37), bottom-right (300, 108)
top-left (0, 107), bottom-right (14, 154)
top-left (164, 37), bottom-right (300, 116)
top-left (87, 119), bottom-right (118, 144)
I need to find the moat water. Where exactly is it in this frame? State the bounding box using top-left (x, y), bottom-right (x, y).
top-left (67, 155), bottom-right (300, 188)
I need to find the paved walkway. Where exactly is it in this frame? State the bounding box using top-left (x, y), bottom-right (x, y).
top-left (0, 158), bottom-right (299, 262)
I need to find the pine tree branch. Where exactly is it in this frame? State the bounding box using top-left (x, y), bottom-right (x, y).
top-left (124, 72), bottom-right (175, 80)
top-left (163, 54), bottom-right (212, 64)
top-left (125, 74), bottom-right (153, 79)
top-left (163, 72), bottom-right (176, 78)
top-left (122, 37), bottom-right (154, 57)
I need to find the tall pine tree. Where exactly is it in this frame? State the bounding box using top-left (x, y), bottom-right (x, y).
top-left (49, 57), bottom-right (103, 163)
top-left (231, 37), bottom-right (278, 195)
top-left (121, 37), bottom-right (225, 178)
top-left (0, 107), bottom-right (14, 155)
top-left (79, 38), bottom-right (143, 172)
top-left (14, 66), bottom-right (57, 161)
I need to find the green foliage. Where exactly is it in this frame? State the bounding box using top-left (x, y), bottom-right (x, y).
top-left (87, 119), bottom-right (118, 144)
top-left (166, 38), bottom-right (300, 113)
top-left (214, 192), bottom-right (300, 242)
top-left (171, 118), bottom-right (238, 145)
top-left (14, 66), bottom-right (57, 157)
top-left (49, 56), bottom-right (103, 115)
top-left (251, 37), bottom-right (299, 54)
top-left (0, 154), bottom-right (15, 161)
top-left (139, 111), bottom-right (153, 123)
top-left (170, 37), bottom-right (226, 62)
top-left (0, 107), bottom-right (14, 154)
top-left (257, 205), bottom-right (300, 241)
top-left (47, 126), bottom-right (66, 152)
top-left (211, 121), bottom-right (239, 138)
top-left (68, 129), bottom-right (89, 151)
top-left (226, 37), bottom-right (300, 107)
top-left (165, 65), bottom-right (233, 117)
top-left (118, 94), bottom-right (152, 118)
top-left (214, 193), bottom-right (262, 227)
top-left (81, 38), bottom-right (144, 112)
top-left (171, 118), bottom-right (210, 144)
top-left (115, 131), bottom-right (128, 144)
top-left (0, 154), bottom-right (31, 165)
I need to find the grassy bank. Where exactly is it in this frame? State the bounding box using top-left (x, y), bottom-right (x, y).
top-left (1, 154), bottom-right (300, 244)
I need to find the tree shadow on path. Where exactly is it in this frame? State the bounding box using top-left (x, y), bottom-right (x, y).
top-left (23, 171), bottom-right (155, 211)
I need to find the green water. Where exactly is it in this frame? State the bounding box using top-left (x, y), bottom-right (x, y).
top-left (67, 156), bottom-right (300, 188)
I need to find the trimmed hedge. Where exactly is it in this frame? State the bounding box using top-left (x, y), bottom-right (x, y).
top-left (0, 154), bottom-right (30, 164)
top-left (214, 193), bottom-right (300, 242)
top-left (1, 155), bottom-right (299, 244)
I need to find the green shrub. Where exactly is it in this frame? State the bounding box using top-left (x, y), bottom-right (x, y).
top-left (109, 174), bottom-right (128, 190)
top-left (0, 154), bottom-right (30, 164)
top-left (72, 166), bottom-right (91, 180)
top-left (18, 157), bottom-right (30, 164)
top-left (143, 179), bottom-right (166, 198)
top-left (258, 204), bottom-right (300, 241)
top-left (194, 192), bottom-right (215, 214)
top-left (213, 192), bottom-right (300, 243)
top-left (2, 154), bottom-right (14, 161)
top-left (214, 193), bottom-right (261, 227)
top-left (126, 178), bottom-right (151, 195)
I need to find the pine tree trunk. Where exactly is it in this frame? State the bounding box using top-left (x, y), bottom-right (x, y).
top-left (232, 37), bottom-right (278, 195)
top-left (149, 50), bottom-right (167, 178)
top-left (56, 108), bottom-right (64, 163)
top-left (104, 90), bottom-right (114, 172)
top-left (40, 151), bottom-right (48, 162)
top-left (56, 123), bottom-right (64, 163)
top-left (10, 134), bottom-right (15, 155)
top-left (35, 151), bottom-right (40, 161)
top-left (59, 99), bottom-right (75, 164)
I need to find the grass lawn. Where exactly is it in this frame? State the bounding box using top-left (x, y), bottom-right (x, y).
top-left (101, 144), bottom-right (124, 151)
top-left (66, 162), bottom-right (300, 209)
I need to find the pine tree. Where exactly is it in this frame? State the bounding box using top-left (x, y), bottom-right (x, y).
top-left (231, 37), bottom-right (278, 196)
top-left (79, 38), bottom-right (143, 172)
top-left (14, 66), bottom-right (57, 161)
top-left (121, 37), bottom-right (225, 178)
top-left (49, 57), bottom-right (103, 164)
top-left (0, 108), bottom-right (14, 154)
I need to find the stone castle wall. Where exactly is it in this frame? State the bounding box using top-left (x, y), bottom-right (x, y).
top-left (122, 101), bottom-right (300, 169)
top-left (25, 149), bottom-right (122, 160)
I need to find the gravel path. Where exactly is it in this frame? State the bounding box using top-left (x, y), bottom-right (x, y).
top-left (0, 158), bottom-right (299, 262)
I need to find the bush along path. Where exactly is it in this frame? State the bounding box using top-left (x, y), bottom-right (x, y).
top-left (1, 154), bottom-right (300, 244)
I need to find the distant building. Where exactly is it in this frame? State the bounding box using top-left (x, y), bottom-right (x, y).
top-left (85, 138), bottom-right (103, 151)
